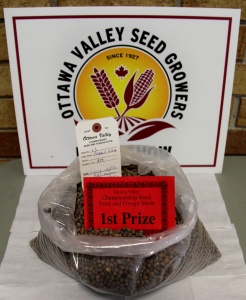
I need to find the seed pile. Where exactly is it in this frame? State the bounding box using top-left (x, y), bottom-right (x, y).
top-left (68, 244), bottom-right (179, 296)
top-left (68, 165), bottom-right (183, 296)
top-left (31, 162), bottom-right (221, 297)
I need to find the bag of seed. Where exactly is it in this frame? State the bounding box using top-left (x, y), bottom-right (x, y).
top-left (31, 145), bottom-right (221, 296)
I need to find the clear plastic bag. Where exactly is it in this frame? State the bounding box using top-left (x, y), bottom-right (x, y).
top-left (38, 145), bottom-right (197, 257)
top-left (32, 145), bottom-right (220, 296)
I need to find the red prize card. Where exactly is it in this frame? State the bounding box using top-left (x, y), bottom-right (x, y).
top-left (83, 176), bottom-right (175, 233)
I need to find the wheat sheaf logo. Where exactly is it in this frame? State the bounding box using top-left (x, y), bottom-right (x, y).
top-left (74, 47), bottom-right (174, 141)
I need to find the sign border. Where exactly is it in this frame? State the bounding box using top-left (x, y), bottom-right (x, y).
top-left (12, 14), bottom-right (232, 170)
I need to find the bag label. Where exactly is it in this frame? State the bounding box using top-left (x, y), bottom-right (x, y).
top-left (84, 176), bottom-right (175, 232)
top-left (76, 117), bottom-right (121, 186)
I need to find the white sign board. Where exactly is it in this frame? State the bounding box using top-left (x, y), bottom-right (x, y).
top-left (4, 7), bottom-right (240, 175)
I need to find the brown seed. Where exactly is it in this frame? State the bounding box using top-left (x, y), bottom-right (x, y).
top-left (70, 166), bottom-right (184, 296)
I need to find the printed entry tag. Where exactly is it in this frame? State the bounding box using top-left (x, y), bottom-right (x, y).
top-left (76, 117), bottom-right (122, 186)
top-left (84, 176), bottom-right (176, 232)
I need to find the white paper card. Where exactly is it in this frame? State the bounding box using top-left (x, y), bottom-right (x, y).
top-left (76, 117), bottom-right (121, 185)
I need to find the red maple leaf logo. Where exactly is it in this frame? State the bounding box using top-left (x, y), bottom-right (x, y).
top-left (115, 65), bottom-right (128, 79)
